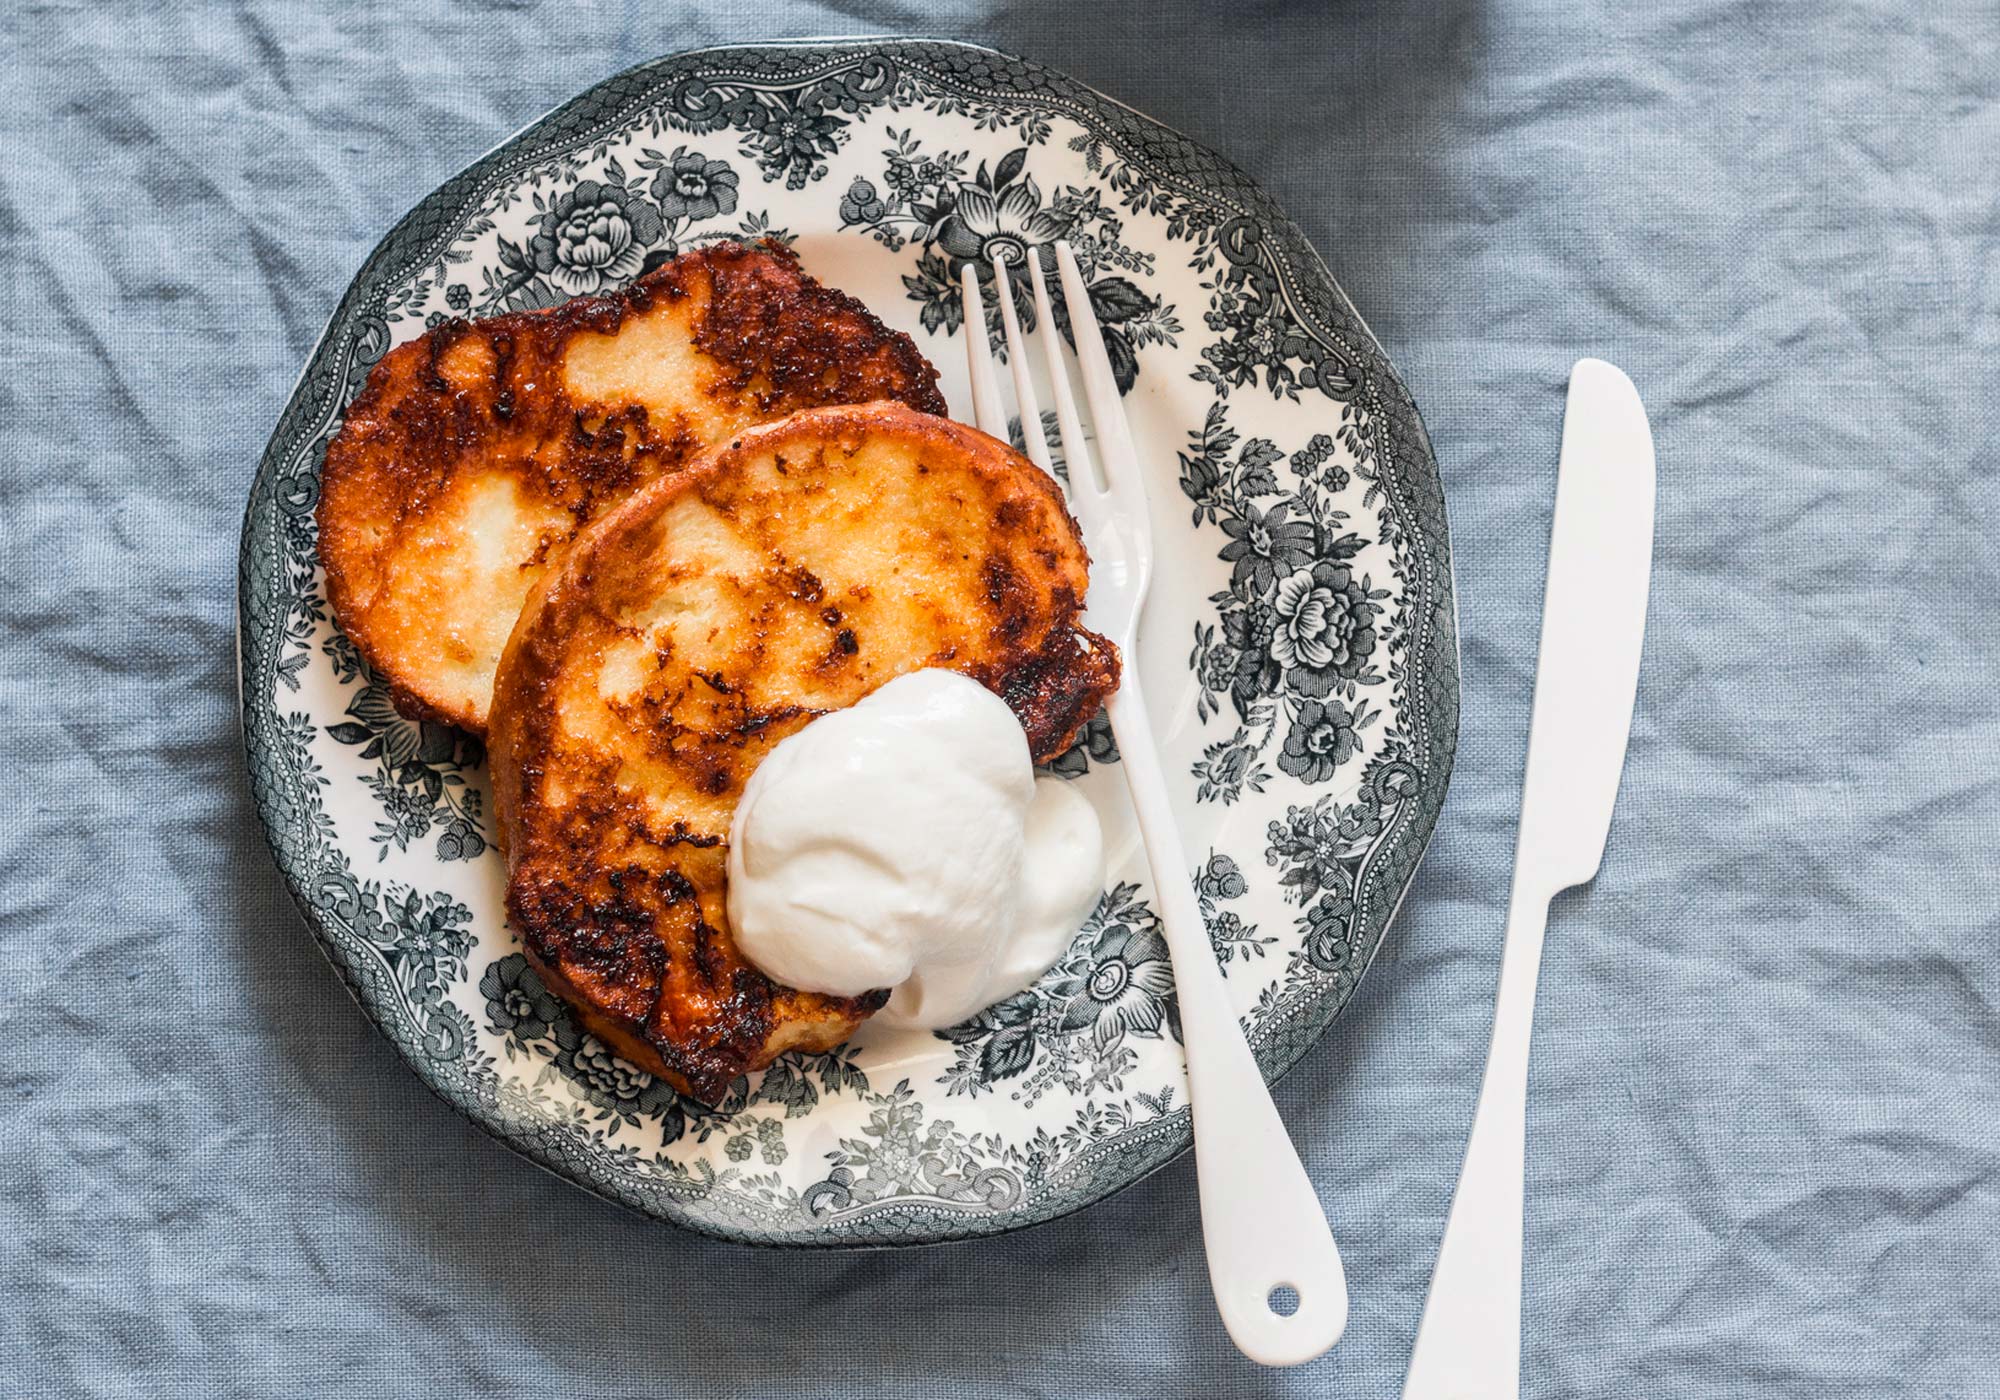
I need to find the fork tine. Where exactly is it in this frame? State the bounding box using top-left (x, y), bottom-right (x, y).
top-left (1026, 253), bottom-right (1101, 497)
top-left (1054, 242), bottom-right (1143, 498)
top-left (959, 263), bottom-right (1005, 438)
top-left (989, 259), bottom-right (1052, 474)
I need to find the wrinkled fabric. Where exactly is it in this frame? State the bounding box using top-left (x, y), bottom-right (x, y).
top-left (3, 2), bottom-right (1998, 1396)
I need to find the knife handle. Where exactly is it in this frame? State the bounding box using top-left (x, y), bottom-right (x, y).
top-left (1402, 877), bottom-right (1553, 1400)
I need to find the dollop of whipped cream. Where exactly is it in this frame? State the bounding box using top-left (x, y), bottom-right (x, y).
top-left (726, 670), bottom-right (1103, 1029)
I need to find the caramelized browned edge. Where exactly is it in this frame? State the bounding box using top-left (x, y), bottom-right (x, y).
top-left (488, 403), bottom-right (1121, 1101)
top-left (316, 240), bottom-right (949, 735)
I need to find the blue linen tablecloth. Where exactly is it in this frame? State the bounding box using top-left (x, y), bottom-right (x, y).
top-left (4, 2), bottom-right (1998, 1395)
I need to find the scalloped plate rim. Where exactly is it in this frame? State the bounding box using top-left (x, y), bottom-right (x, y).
top-left (237, 35), bottom-right (1459, 1248)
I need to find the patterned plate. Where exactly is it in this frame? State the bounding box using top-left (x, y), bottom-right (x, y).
top-left (239, 38), bottom-right (1458, 1246)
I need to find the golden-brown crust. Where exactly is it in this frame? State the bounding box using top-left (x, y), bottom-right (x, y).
top-left (317, 241), bottom-right (947, 734)
top-left (488, 402), bottom-right (1120, 1102)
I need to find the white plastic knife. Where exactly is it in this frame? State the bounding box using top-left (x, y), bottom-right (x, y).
top-left (1403, 359), bottom-right (1657, 1400)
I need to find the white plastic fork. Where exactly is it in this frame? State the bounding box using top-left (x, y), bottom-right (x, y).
top-left (962, 246), bottom-right (1349, 1367)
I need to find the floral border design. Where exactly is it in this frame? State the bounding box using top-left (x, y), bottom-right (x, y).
top-left (238, 40), bottom-right (1458, 1247)
top-left (1179, 403), bottom-right (1401, 806)
top-left (841, 131), bottom-right (1180, 392)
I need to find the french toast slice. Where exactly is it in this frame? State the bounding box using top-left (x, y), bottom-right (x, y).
top-left (487, 403), bottom-right (1120, 1102)
top-left (316, 241), bottom-right (946, 734)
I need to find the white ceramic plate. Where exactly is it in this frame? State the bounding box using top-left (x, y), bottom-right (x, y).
top-left (240, 38), bottom-right (1458, 1245)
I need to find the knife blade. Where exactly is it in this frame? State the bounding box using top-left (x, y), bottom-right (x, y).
top-left (1402, 358), bottom-right (1656, 1400)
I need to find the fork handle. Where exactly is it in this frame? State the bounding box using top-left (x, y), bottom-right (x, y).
top-left (1104, 678), bottom-right (1349, 1366)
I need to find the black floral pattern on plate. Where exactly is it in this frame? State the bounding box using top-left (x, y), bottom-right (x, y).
top-left (241, 39), bottom-right (1456, 1247)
